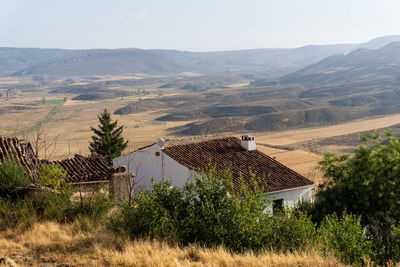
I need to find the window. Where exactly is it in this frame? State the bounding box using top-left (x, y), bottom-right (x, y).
top-left (273, 199), bottom-right (284, 214)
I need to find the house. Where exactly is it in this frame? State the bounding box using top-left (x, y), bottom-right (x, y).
top-left (0, 137), bottom-right (129, 200)
top-left (113, 135), bottom-right (315, 209)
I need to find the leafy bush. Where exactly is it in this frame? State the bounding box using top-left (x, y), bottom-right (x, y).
top-left (0, 197), bottom-right (37, 229)
top-left (32, 164), bottom-right (74, 221)
top-left (316, 212), bottom-right (372, 265)
top-left (367, 217), bottom-right (400, 265)
top-left (264, 210), bottom-right (316, 252)
top-left (38, 164), bottom-right (71, 192)
top-left (69, 191), bottom-right (114, 223)
top-left (0, 157), bottom-right (30, 198)
top-left (110, 168), bottom-right (316, 253)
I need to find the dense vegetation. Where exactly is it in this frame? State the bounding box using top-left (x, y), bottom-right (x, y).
top-left (3, 132), bottom-right (400, 265)
top-left (310, 131), bottom-right (400, 264)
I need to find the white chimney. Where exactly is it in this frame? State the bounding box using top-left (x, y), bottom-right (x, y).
top-left (241, 135), bottom-right (256, 151)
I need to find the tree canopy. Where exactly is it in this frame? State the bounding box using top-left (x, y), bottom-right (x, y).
top-left (315, 131), bottom-right (400, 224)
top-left (89, 109), bottom-right (128, 164)
top-left (314, 131), bottom-right (400, 263)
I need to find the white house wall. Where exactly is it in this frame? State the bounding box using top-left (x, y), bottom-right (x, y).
top-left (113, 145), bottom-right (315, 209)
top-left (113, 144), bottom-right (195, 191)
top-left (264, 184), bottom-right (315, 213)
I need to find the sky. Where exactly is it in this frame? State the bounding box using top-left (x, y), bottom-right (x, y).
top-left (1, 0), bottom-right (400, 51)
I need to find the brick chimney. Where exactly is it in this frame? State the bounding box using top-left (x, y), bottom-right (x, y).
top-left (241, 135), bottom-right (256, 151)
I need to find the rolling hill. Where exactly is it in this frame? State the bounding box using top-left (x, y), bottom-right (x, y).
top-left (280, 41), bottom-right (400, 85)
top-left (12, 49), bottom-right (186, 76)
top-left (0, 47), bottom-right (77, 74)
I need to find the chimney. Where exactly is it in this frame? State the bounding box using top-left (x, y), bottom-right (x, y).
top-left (241, 135), bottom-right (256, 151)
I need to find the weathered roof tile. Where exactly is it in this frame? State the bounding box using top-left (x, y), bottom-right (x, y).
top-left (0, 137), bottom-right (113, 183)
top-left (162, 137), bottom-right (314, 192)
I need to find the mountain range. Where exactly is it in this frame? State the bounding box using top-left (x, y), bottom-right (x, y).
top-left (280, 41), bottom-right (400, 85)
top-left (1, 35), bottom-right (400, 77)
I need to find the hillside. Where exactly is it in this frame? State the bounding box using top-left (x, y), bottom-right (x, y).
top-left (280, 42), bottom-right (400, 84)
top-left (354, 35), bottom-right (400, 50)
top-left (0, 222), bottom-right (342, 266)
top-left (13, 49), bottom-right (186, 76)
top-left (0, 47), bottom-right (77, 74)
top-left (154, 43), bottom-right (356, 71)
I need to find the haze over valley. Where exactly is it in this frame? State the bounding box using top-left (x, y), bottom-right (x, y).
top-left (1, 35), bottom-right (400, 184)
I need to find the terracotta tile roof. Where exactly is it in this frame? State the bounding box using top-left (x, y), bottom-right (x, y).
top-left (0, 137), bottom-right (39, 178)
top-left (42, 154), bottom-right (113, 183)
top-left (0, 137), bottom-right (115, 183)
top-left (162, 137), bottom-right (314, 192)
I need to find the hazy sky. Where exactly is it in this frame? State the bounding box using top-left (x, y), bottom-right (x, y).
top-left (1, 0), bottom-right (400, 51)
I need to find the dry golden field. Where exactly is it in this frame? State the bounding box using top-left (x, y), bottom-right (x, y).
top-left (0, 221), bottom-right (344, 267)
top-left (2, 75), bottom-right (400, 186)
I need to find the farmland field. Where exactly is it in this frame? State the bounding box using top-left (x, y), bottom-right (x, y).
top-left (2, 74), bottom-right (400, 185)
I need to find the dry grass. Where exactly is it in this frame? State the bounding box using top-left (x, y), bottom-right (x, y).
top-left (0, 221), bottom-right (344, 267)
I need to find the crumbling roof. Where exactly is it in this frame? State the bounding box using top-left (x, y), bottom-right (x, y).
top-left (42, 154), bottom-right (112, 183)
top-left (0, 137), bottom-right (114, 183)
top-left (162, 137), bottom-right (314, 192)
top-left (0, 137), bottom-right (38, 178)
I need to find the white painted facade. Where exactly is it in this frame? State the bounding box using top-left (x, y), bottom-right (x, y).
top-left (113, 142), bottom-right (315, 207)
top-left (265, 184), bottom-right (315, 213)
top-left (113, 143), bottom-right (196, 191)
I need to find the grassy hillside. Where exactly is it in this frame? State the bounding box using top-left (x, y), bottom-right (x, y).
top-left (0, 221), bottom-right (342, 266)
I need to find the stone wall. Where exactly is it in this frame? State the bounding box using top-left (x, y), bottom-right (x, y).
top-left (109, 172), bottom-right (135, 203)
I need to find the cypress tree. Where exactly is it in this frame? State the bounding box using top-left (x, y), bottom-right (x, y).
top-left (89, 109), bottom-right (128, 164)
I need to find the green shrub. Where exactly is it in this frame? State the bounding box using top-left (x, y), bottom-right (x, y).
top-left (185, 169), bottom-right (271, 252)
top-left (38, 164), bottom-right (71, 192)
top-left (0, 157), bottom-right (30, 198)
top-left (31, 164), bottom-right (74, 221)
top-left (317, 212), bottom-right (372, 265)
top-left (264, 210), bottom-right (316, 252)
top-left (32, 190), bottom-right (71, 221)
top-left (69, 191), bottom-right (114, 223)
top-left (367, 218), bottom-right (400, 265)
top-left (294, 198), bottom-right (315, 217)
top-left (109, 168), bottom-right (316, 253)
top-left (0, 197), bottom-right (37, 229)
top-left (109, 178), bottom-right (187, 241)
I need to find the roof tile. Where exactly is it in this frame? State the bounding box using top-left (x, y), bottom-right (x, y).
top-left (162, 137), bottom-right (314, 192)
top-left (0, 137), bottom-right (113, 183)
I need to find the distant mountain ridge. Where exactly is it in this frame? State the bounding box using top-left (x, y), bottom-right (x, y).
top-left (13, 49), bottom-right (186, 76)
top-left (0, 47), bottom-right (77, 74)
top-left (354, 35), bottom-right (400, 50)
top-left (6, 45), bottom-right (356, 77)
top-left (1, 35), bottom-right (400, 77)
top-left (280, 41), bottom-right (400, 84)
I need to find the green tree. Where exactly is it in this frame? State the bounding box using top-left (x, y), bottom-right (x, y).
top-left (316, 131), bottom-right (400, 223)
top-left (89, 109), bottom-right (128, 164)
top-left (315, 130), bottom-right (400, 264)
